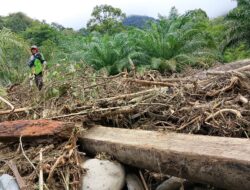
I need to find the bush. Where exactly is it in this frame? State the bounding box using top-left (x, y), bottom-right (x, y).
top-left (224, 42), bottom-right (250, 62)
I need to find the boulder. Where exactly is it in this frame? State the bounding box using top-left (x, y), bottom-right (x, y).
top-left (0, 174), bottom-right (19, 190)
top-left (126, 173), bottom-right (144, 190)
top-left (81, 159), bottom-right (125, 190)
top-left (156, 177), bottom-right (185, 190)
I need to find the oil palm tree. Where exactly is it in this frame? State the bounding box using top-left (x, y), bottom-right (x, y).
top-left (83, 32), bottom-right (146, 74)
top-left (223, 0), bottom-right (250, 50)
top-left (135, 12), bottom-right (220, 72)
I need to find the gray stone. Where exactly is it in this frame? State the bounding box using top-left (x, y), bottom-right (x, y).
top-left (81, 159), bottom-right (125, 190)
top-left (126, 173), bottom-right (144, 190)
top-left (156, 177), bottom-right (185, 190)
top-left (0, 174), bottom-right (19, 190)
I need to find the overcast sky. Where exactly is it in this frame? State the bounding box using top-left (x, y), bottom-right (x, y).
top-left (0, 0), bottom-right (237, 30)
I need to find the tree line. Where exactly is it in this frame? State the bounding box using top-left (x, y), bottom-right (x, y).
top-left (0, 0), bottom-right (249, 86)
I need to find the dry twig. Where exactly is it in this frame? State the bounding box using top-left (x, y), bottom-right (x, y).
top-left (19, 136), bottom-right (37, 172)
top-left (39, 148), bottom-right (44, 190)
top-left (205, 109), bottom-right (242, 122)
top-left (0, 95), bottom-right (14, 112)
top-left (7, 160), bottom-right (27, 190)
top-left (139, 170), bottom-right (149, 190)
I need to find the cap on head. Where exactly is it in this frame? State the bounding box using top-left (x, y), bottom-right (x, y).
top-left (31, 45), bottom-right (38, 51)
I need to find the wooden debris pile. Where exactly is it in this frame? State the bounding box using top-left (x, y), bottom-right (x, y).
top-left (50, 71), bottom-right (250, 138)
top-left (1, 64), bottom-right (250, 138)
top-left (0, 61), bottom-right (250, 189)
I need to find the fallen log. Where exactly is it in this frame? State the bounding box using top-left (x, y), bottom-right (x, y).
top-left (0, 120), bottom-right (74, 141)
top-left (80, 126), bottom-right (250, 190)
top-left (193, 59), bottom-right (250, 79)
top-left (206, 64), bottom-right (250, 75)
top-left (210, 59), bottom-right (250, 72)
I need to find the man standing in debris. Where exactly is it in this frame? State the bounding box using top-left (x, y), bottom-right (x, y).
top-left (28, 45), bottom-right (47, 91)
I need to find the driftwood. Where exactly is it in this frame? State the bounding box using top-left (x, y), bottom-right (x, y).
top-left (0, 120), bottom-right (74, 141)
top-left (49, 87), bottom-right (168, 119)
top-left (80, 126), bottom-right (250, 190)
top-left (160, 78), bottom-right (191, 82)
top-left (209, 59), bottom-right (250, 72)
top-left (39, 149), bottom-right (44, 190)
top-left (125, 78), bottom-right (177, 87)
top-left (0, 96), bottom-right (14, 112)
top-left (206, 62), bottom-right (250, 76)
top-left (49, 104), bottom-right (137, 119)
top-left (193, 59), bottom-right (250, 79)
top-left (0, 107), bottom-right (33, 115)
top-left (96, 87), bottom-right (168, 104)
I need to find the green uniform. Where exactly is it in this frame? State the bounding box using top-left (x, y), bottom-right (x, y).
top-left (28, 52), bottom-right (45, 75)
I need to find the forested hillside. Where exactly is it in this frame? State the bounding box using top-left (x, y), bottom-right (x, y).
top-left (0, 1), bottom-right (249, 87)
top-left (123, 15), bottom-right (156, 28)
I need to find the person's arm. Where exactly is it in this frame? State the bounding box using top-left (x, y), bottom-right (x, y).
top-left (28, 55), bottom-right (35, 75)
top-left (28, 55), bottom-right (35, 68)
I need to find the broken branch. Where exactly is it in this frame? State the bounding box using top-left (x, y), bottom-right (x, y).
top-left (205, 109), bottom-right (242, 122)
top-left (0, 95), bottom-right (14, 112)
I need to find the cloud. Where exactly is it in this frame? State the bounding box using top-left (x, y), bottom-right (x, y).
top-left (0, 0), bottom-right (237, 29)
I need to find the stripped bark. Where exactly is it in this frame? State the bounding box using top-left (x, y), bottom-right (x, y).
top-left (0, 120), bottom-right (74, 141)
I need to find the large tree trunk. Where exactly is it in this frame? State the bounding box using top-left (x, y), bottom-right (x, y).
top-left (194, 59), bottom-right (250, 79)
top-left (80, 126), bottom-right (250, 190)
top-left (0, 120), bottom-right (74, 142)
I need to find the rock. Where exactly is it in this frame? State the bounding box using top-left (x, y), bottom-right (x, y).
top-left (81, 159), bottom-right (125, 190)
top-left (156, 177), bottom-right (185, 190)
top-left (126, 173), bottom-right (144, 190)
top-left (0, 174), bottom-right (19, 190)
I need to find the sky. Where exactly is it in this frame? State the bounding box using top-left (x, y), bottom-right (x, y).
top-left (0, 0), bottom-right (237, 30)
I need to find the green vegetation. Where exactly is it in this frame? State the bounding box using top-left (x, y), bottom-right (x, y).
top-left (0, 28), bottom-right (29, 85)
top-left (0, 1), bottom-right (249, 86)
top-left (0, 12), bottom-right (33, 32)
top-left (123, 15), bottom-right (156, 29)
top-left (225, 0), bottom-right (250, 47)
top-left (135, 9), bottom-right (220, 72)
top-left (87, 4), bottom-right (126, 34)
